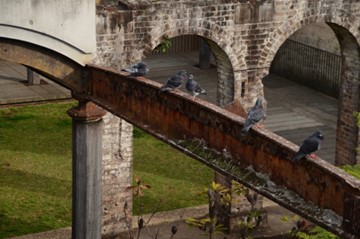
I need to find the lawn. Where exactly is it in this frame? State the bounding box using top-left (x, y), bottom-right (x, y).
top-left (133, 127), bottom-right (213, 215)
top-left (0, 102), bottom-right (213, 238)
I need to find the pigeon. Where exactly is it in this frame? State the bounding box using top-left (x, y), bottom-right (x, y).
top-left (121, 61), bottom-right (149, 76)
top-left (159, 70), bottom-right (188, 92)
top-left (185, 74), bottom-right (207, 98)
top-left (240, 97), bottom-right (266, 136)
top-left (291, 130), bottom-right (324, 162)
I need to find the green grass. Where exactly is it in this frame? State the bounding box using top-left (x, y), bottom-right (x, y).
top-left (0, 102), bottom-right (75, 238)
top-left (0, 102), bottom-right (212, 238)
top-left (133, 127), bottom-right (213, 215)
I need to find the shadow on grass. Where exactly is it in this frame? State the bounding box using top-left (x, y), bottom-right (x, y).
top-left (0, 212), bottom-right (56, 239)
top-left (0, 168), bottom-right (71, 198)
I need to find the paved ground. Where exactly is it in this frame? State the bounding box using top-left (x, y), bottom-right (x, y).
top-left (7, 201), bottom-right (295, 239)
top-left (1, 53), bottom-right (338, 238)
top-left (0, 60), bottom-right (71, 105)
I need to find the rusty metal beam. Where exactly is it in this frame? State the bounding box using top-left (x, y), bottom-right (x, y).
top-left (0, 38), bottom-right (85, 92)
top-left (81, 64), bottom-right (360, 239)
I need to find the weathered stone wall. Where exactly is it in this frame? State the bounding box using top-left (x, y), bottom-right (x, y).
top-left (101, 113), bottom-right (133, 238)
top-left (94, 0), bottom-right (360, 237)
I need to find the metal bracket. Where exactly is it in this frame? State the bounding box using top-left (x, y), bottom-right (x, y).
top-left (343, 193), bottom-right (360, 236)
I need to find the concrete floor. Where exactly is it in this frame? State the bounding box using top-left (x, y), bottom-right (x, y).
top-left (0, 60), bottom-right (71, 105)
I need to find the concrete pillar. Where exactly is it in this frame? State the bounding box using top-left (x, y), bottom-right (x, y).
top-left (199, 38), bottom-right (211, 69)
top-left (26, 68), bottom-right (41, 85)
top-left (67, 100), bottom-right (106, 239)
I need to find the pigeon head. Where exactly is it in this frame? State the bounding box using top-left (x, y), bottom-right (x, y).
top-left (255, 97), bottom-right (263, 106)
top-left (314, 130), bottom-right (324, 140)
top-left (188, 74), bottom-right (194, 81)
top-left (177, 70), bottom-right (187, 77)
top-left (137, 62), bottom-right (146, 67)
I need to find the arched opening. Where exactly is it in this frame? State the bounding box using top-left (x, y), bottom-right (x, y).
top-left (263, 22), bottom-right (360, 165)
top-left (145, 35), bottom-right (234, 107)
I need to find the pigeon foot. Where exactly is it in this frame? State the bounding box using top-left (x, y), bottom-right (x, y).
top-left (255, 124), bottom-right (264, 129)
top-left (309, 153), bottom-right (318, 159)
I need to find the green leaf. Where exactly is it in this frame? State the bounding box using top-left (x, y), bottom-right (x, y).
top-left (280, 215), bottom-right (289, 222)
top-left (342, 164), bottom-right (360, 179)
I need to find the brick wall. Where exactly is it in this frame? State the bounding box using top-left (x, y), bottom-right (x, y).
top-left (101, 113), bottom-right (133, 238)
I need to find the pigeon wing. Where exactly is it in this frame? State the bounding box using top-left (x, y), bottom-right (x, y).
top-left (194, 83), bottom-right (206, 95)
top-left (300, 137), bottom-right (320, 154)
top-left (122, 62), bottom-right (149, 76)
top-left (160, 75), bottom-right (183, 92)
top-left (240, 105), bottom-right (264, 135)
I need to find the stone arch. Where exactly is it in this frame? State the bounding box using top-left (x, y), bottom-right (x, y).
top-left (0, 37), bottom-right (84, 93)
top-left (139, 20), bottom-right (246, 107)
top-left (260, 11), bottom-right (360, 165)
top-left (328, 23), bottom-right (360, 165)
top-left (259, 8), bottom-right (360, 72)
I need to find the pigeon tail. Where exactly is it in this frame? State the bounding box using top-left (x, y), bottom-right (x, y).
top-left (240, 125), bottom-right (251, 136)
top-left (121, 61), bottom-right (149, 76)
top-left (185, 74), bottom-right (206, 98)
top-left (240, 117), bottom-right (257, 136)
top-left (198, 88), bottom-right (207, 95)
top-left (159, 86), bottom-right (174, 92)
top-left (291, 152), bottom-right (307, 162)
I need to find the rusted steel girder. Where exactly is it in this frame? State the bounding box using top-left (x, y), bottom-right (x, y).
top-left (82, 65), bottom-right (360, 238)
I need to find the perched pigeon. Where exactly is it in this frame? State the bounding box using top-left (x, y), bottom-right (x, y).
top-left (291, 130), bottom-right (324, 162)
top-left (122, 61), bottom-right (149, 76)
top-left (185, 74), bottom-right (207, 98)
top-left (240, 97), bottom-right (266, 136)
top-left (160, 70), bottom-right (188, 92)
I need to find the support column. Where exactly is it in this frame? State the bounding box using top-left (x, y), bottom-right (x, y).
top-left (68, 100), bottom-right (106, 239)
top-left (27, 68), bottom-right (41, 85)
top-left (199, 38), bottom-right (211, 69)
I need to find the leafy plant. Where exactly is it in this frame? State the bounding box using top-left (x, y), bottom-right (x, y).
top-left (342, 164), bottom-right (360, 179)
top-left (294, 226), bottom-right (339, 239)
top-left (186, 182), bottom-right (229, 239)
top-left (125, 176), bottom-right (181, 239)
top-left (281, 215), bottom-right (339, 239)
top-left (186, 181), bottom-right (263, 239)
top-left (154, 35), bottom-right (172, 53)
top-left (126, 176), bottom-right (151, 197)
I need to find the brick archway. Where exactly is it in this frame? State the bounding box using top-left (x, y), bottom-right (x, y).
top-left (260, 12), bottom-right (360, 165)
top-left (139, 20), bottom-right (246, 107)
